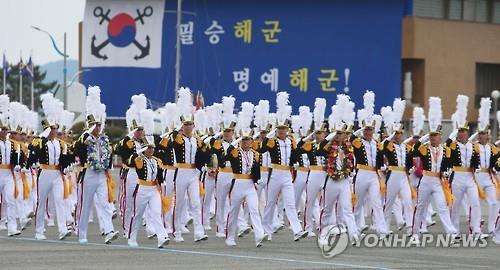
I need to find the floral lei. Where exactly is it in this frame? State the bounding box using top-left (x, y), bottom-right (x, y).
top-left (86, 134), bottom-right (112, 172)
top-left (326, 141), bottom-right (354, 181)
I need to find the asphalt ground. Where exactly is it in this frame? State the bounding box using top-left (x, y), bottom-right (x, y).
top-left (0, 171), bottom-right (498, 270)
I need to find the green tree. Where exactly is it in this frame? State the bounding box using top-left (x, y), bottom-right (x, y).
top-left (0, 65), bottom-right (57, 111)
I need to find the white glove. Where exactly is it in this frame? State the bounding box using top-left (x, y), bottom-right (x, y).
top-left (32, 162), bottom-right (40, 169)
top-left (384, 132), bottom-right (395, 143)
top-left (203, 136), bottom-right (213, 145)
top-left (293, 163), bottom-right (299, 170)
top-left (380, 165), bottom-right (388, 172)
top-left (201, 165), bottom-right (208, 172)
top-left (256, 179), bottom-right (265, 186)
top-left (403, 137), bottom-right (413, 144)
top-left (63, 167), bottom-right (70, 174)
top-left (448, 129), bottom-right (458, 140)
top-left (21, 168), bottom-right (30, 174)
top-left (302, 132), bottom-right (314, 142)
top-left (325, 132), bottom-right (336, 142)
top-left (252, 132), bottom-right (260, 140)
top-left (213, 131), bottom-right (223, 139)
top-left (474, 168), bottom-right (480, 174)
top-left (468, 132), bottom-right (478, 143)
top-left (353, 128), bottom-right (364, 138)
top-left (419, 133), bottom-right (430, 143)
top-left (14, 165), bottom-right (21, 172)
top-left (409, 167), bottom-right (416, 174)
top-left (266, 128), bottom-right (276, 139)
top-left (231, 137), bottom-right (242, 147)
top-left (176, 123), bottom-right (183, 131)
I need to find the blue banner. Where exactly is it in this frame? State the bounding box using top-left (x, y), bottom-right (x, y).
top-left (82, 0), bottom-right (404, 116)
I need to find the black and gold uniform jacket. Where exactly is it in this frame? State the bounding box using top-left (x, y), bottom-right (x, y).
top-left (445, 139), bottom-right (479, 170)
top-left (349, 135), bottom-right (384, 169)
top-left (155, 135), bottom-right (175, 167)
top-left (115, 136), bottom-right (142, 168)
top-left (0, 139), bottom-right (24, 167)
top-left (412, 141), bottom-right (450, 173)
top-left (208, 138), bottom-right (234, 169)
top-left (471, 142), bottom-right (499, 171)
top-left (381, 140), bottom-right (413, 173)
top-left (225, 145), bottom-right (261, 183)
top-left (260, 136), bottom-right (299, 167)
top-left (169, 130), bottom-right (207, 171)
top-left (32, 137), bottom-right (71, 170)
top-left (132, 153), bottom-right (165, 184)
top-left (300, 139), bottom-right (329, 167)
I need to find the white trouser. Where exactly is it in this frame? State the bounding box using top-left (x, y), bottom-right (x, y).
top-left (353, 169), bottom-right (388, 235)
top-left (76, 169), bottom-right (114, 240)
top-left (263, 168), bottom-right (302, 235)
top-left (173, 167), bottom-right (204, 239)
top-left (128, 185), bottom-right (168, 245)
top-left (383, 171), bottom-right (413, 231)
top-left (392, 197), bottom-right (405, 226)
top-left (0, 169), bottom-right (17, 233)
top-left (28, 171), bottom-right (37, 217)
top-left (476, 172), bottom-right (499, 233)
top-left (226, 179), bottom-right (264, 243)
top-left (162, 169), bottom-right (175, 233)
top-left (293, 170), bottom-right (308, 212)
top-left (123, 169), bottom-right (138, 235)
top-left (410, 173), bottom-right (434, 227)
top-left (450, 171), bottom-right (481, 234)
top-left (304, 169), bottom-right (326, 232)
top-left (215, 171), bottom-right (232, 234)
top-left (412, 175), bottom-right (457, 235)
top-left (320, 178), bottom-right (359, 240)
top-left (35, 169), bottom-right (68, 235)
top-left (257, 169), bottom-right (270, 215)
top-left (201, 172), bottom-right (216, 228)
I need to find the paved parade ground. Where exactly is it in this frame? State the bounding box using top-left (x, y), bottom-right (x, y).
top-left (0, 171), bottom-right (498, 270)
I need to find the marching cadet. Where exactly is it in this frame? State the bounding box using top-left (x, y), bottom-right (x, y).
top-left (446, 95), bottom-right (487, 239)
top-left (350, 91), bottom-right (388, 239)
top-left (317, 98), bottom-right (360, 244)
top-left (301, 98), bottom-right (328, 237)
top-left (171, 87), bottom-right (208, 243)
top-left (471, 98), bottom-right (499, 235)
top-left (290, 107), bottom-right (312, 215)
top-left (224, 121), bottom-right (268, 247)
top-left (155, 103), bottom-right (179, 235)
top-left (73, 86), bottom-right (118, 244)
top-left (410, 97), bottom-right (459, 244)
top-left (115, 94), bottom-right (146, 237)
top-left (380, 99), bottom-right (414, 235)
top-left (211, 96), bottom-right (237, 238)
top-left (260, 92), bottom-right (308, 241)
top-left (0, 114), bottom-right (22, 236)
top-left (128, 109), bottom-right (169, 248)
top-left (33, 118), bottom-right (72, 241)
top-left (252, 100), bottom-right (272, 216)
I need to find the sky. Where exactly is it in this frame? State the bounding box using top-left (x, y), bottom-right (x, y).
top-left (0, 0), bottom-right (86, 65)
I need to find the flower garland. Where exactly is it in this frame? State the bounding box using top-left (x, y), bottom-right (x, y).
top-left (326, 141), bottom-right (354, 181)
top-left (86, 134), bottom-right (112, 172)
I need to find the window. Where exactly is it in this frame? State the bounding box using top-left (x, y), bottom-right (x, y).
top-left (414, 0), bottom-right (500, 24)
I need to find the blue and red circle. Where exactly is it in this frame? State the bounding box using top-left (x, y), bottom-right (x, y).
top-left (107, 13), bottom-right (136, 47)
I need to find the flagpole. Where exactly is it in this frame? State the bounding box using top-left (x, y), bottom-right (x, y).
top-left (2, 67), bottom-right (5, 95)
top-left (19, 69), bottom-right (23, 104)
top-left (30, 52), bottom-right (34, 110)
top-left (174, 0), bottom-right (182, 102)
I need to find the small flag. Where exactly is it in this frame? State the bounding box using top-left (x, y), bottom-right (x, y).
top-left (22, 57), bottom-right (34, 80)
top-left (2, 52), bottom-right (11, 76)
top-left (18, 57), bottom-right (25, 75)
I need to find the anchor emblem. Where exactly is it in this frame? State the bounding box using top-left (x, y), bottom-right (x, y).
top-left (91, 6), bottom-right (153, 61)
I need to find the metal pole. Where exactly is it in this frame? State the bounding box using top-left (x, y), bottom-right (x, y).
top-left (493, 98), bottom-right (498, 140)
top-left (19, 68), bottom-right (22, 104)
top-left (174, 0), bottom-right (182, 101)
top-left (2, 68), bottom-right (5, 95)
top-left (31, 79), bottom-right (34, 110)
top-left (63, 32), bottom-right (67, 109)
